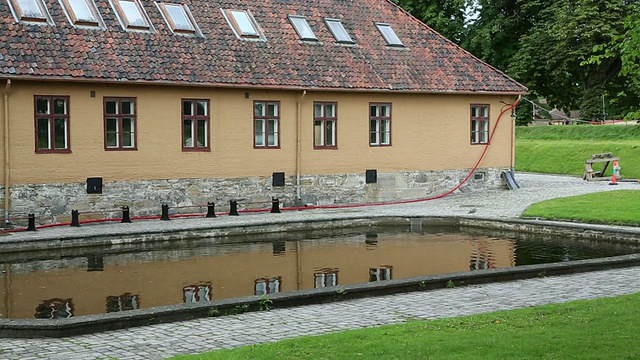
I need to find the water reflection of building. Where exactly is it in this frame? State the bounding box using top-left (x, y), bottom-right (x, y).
top-left (35, 298), bottom-right (73, 319)
top-left (106, 293), bottom-right (140, 312)
top-left (0, 233), bottom-right (515, 319)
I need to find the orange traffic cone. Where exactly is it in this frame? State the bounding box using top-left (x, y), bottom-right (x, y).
top-left (609, 160), bottom-right (619, 185)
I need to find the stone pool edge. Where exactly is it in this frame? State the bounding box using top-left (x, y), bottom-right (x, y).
top-left (2, 215), bottom-right (640, 254)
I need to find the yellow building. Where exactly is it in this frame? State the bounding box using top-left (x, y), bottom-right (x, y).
top-left (0, 0), bottom-right (527, 224)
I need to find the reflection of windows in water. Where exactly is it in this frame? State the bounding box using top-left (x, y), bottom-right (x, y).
top-left (183, 284), bottom-right (211, 303)
top-left (314, 268), bottom-right (339, 288)
top-left (369, 266), bottom-right (392, 282)
top-left (470, 241), bottom-right (495, 270)
top-left (106, 293), bottom-right (140, 312)
top-left (35, 298), bottom-right (74, 319)
top-left (254, 277), bottom-right (281, 296)
top-left (470, 257), bottom-right (493, 271)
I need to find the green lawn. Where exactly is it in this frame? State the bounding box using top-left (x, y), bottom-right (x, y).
top-left (516, 124), bottom-right (640, 140)
top-left (173, 292), bottom-right (640, 360)
top-left (522, 190), bottom-right (640, 225)
top-left (515, 125), bottom-right (640, 179)
top-left (516, 140), bottom-right (640, 179)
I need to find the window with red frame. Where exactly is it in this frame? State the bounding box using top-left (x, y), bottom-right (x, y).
top-left (314, 102), bottom-right (337, 148)
top-left (470, 104), bottom-right (490, 144)
top-left (369, 103), bottom-right (391, 146)
top-left (104, 98), bottom-right (137, 150)
top-left (254, 101), bottom-right (280, 148)
top-left (182, 99), bottom-right (210, 151)
top-left (35, 96), bottom-right (70, 153)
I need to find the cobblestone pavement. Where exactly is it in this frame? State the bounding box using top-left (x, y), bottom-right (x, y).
top-left (1, 173), bottom-right (640, 359)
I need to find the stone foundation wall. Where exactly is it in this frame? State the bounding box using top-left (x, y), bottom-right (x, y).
top-left (0, 168), bottom-right (508, 225)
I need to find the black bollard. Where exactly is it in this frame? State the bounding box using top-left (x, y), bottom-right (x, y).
top-left (70, 210), bottom-right (81, 227)
top-left (121, 206), bottom-right (132, 223)
top-left (229, 200), bottom-right (239, 216)
top-left (271, 197), bottom-right (281, 214)
top-left (161, 204), bottom-right (170, 221)
top-left (27, 213), bottom-right (36, 231)
top-left (206, 202), bottom-right (216, 218)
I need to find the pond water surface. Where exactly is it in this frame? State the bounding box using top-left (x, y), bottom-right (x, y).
top-left (1, 225), bottom-right (638, 319)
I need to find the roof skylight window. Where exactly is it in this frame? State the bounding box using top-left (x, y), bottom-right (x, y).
top-left (324, 18), bottom-right (354, 44)
top-left (61, 0), bottom-right (101, 26)
top-left (376, 22), bottom-right (404, 47)
top-left (158, 2), bottom-right (199, 34)
top-left (289, 15), bottom-right (317, 41)
top-left (111, 0), bottom-right (152, 30)
top-left (9, 0), bottom-right (52, 23)
top-left (222, 9), bottom-right (265, 40)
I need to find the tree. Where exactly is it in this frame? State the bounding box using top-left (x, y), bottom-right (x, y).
top-left (507, 0), bottom-right (632, 121)
top-left (620, 9), bottom-right (640, 78)
top-left (392, 0), bottom-right (471, 43)
top-left (396, 0), bottom-right (639, 122)
top-left (462, 0), bottom-right (551, 74)
top-left (618, 8), bottom-right (640, 119)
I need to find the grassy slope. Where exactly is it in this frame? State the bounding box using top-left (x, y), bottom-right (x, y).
top-left (173, 293), bottom-right (640, 360)
top-left (516, 125), bottom-right (640, 179)
top-left (516, 124), bottom-right (640, 140)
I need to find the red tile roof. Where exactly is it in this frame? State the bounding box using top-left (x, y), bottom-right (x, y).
top-left (0, 0), bottom-right (527, 94)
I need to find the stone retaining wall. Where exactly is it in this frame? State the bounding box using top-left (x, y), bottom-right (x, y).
top-left (1, 167), bottom-right (506, 225)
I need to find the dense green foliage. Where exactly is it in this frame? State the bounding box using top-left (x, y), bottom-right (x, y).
top-left (392, 0), bottom-right (470, 43)
top-left (621, 9), bottom-right (640, 79)
top-left (523, 190), bottom-right (640, 225)
top-left (586, 3), bottom-right (640, 119)
top-left (508, 0), bottom-right (632, 121)
top-left (462, 0), bottom-right (549, 79)
top-left (396, 0), bottom-right (640, 123)
top-left (174, 293), bottom-right (640, 360)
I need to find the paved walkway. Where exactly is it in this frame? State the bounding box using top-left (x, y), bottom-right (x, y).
top-left (1, 173), bottom-right (640, 359)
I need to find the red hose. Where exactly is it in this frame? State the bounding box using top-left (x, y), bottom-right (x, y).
top-left (4, 100), bottom-right (519, 233)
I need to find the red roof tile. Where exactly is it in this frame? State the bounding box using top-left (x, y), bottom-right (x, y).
top-left (0, 0), bottom-right (527, 93)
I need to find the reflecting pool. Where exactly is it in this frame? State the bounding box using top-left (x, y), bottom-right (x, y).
top-left (1, 225), bottom-right (638, 319)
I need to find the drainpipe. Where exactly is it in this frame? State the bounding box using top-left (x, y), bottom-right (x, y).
top-left (295, 90), bottom-right (307, 201)
top-left (3, 79), bottom-right (10, 224)
top-left (510, 95), bottom-right (521, 175)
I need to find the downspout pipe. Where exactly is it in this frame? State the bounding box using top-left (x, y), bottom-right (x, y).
top-left (511, 95), bottom-right (522, 176)
top-left (3, 79), bottom-right (11, 224)
top-left (295, 90), bottom-right (306, 201)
